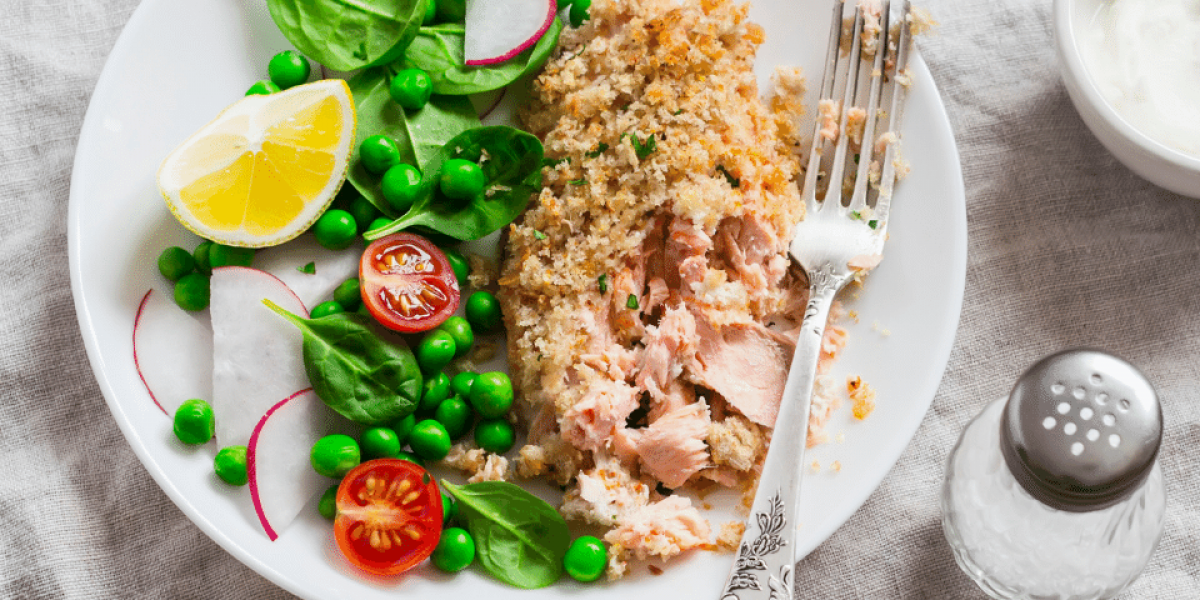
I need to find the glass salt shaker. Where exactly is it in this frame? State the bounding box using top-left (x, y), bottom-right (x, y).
top-left (941, 349), bottom-right (1166, 600)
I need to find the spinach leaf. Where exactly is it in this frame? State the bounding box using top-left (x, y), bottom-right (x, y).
top-left (347, 67), bottom-right (482, 215)
top-left (266, 0), bottom-right (428, 71)
top-left (263, 300), bottom-right (422, 425)
top-left (402, 18), bottom-right (564, 95)
top-left (442, 480), bottom-right (569, 589)
top-left (365, 125), bottom-right (544, 241)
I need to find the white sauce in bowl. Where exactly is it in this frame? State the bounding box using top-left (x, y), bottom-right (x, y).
top-left (1081, 0), bottom-right (1200, 158)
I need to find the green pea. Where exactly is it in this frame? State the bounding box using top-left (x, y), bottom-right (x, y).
top-left (310, 300), bottom-right (344, 319)
top-left (368, 217), bottom-right (391, 233)
top-left (432, 527), bottom-right (475, 572)
top-left (360, 426), bottom-right (401, 460)
top-left (310, 434), bottom-right (360, 478)
top-left (381, 163), bottom-right (422, 214)
top-left (333, 277), bottom-right (361, 311)
top-left (441, 490), bottom-right (457, 525)
top-left (360, 134), bottom-right (402, 175)
top-left (423, 0), bottom-right (437, 24)
top-left (173, 398), bottom-right (214, 445)
top-left (465, 290), bottom-right (502, 333)
top-left (158, 246), bottom-right (195, 281)
top-left (313, 209), bottom-right (358, 250)
top-left (568, 0), bottom-right (591, 28)
top-left (389, 68), bottom-right (433, 111)
top-left (563, 535), bottom-right (606, 582)
top-left (193, 240), bottom-right (213, 275)
top-left (318, 484), bottom-right (339, 520)
top-left (267, 50), bottom-right (311, 89)
top-left (409, 419), bottom-right (451, 461)
top-left (348, 195), bottom-right (381, 235)
top-left (449, 371), bottom-right (477, 398)
top-left (474, 418), bottom-right (515, 454)
top-left (391, 413), bottom-right (417, 446)
top-left (417, 329), bottom-right (457, 375)
top-left (245, 79), bottom-right (280, 96)
top-left (469, 371), bottom-right (513, 419)
top-left (441, 247), bottom-right (470, 289)
top-left (396, 450), bottom-right (424, 466)
top-left (214, 445), bottom-right (248, 486)
top-left (208, 244), bottom-right (255, 268)
top-left (439, 158), bottom-right (487, 201)
top-left (435, 395), bottom-right (473, 440)
top-left (174, 273), bottom-right (210, 312)
top-left (420, 372), bottom-right (451, 413)
top-left (439, 316), bottom-right (474, 359)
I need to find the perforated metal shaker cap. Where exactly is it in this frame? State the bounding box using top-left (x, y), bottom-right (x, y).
top-left (1000, 348), bottom-right (1162, 512)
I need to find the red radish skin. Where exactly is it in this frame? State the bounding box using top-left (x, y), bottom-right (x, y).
top-left (254, 234), bottom-right (361, 310)
top-left (133, 290), bottom-right (167, 416)
top-left (246, 388), bottom-right (315, 541)
top-left (478, 87), bottom-right (507, 121)
top-left (463, 0), bottom-right (556, 66)
top-left (132, 288), bottom-right (214, 418)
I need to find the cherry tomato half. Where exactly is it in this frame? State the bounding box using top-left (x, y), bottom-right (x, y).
top-left (333, 459), bottom-right (444, 576)
top-left (360, 233), bottom-right (460, 332)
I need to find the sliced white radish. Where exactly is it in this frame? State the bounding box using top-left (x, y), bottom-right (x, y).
top-left (132, 289), bottom-right (214, 417)
top-left (254, 234), bottom-right (363, 310)
top-left (464, 0), bottom-right (556, 66)
top-left (247, 388), bottom-right (352, 541)
top-left (210, 266), bottom-right (310, 448)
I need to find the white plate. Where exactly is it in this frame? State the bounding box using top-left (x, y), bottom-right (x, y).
top-left (69, 0), bottom-right (966, 597)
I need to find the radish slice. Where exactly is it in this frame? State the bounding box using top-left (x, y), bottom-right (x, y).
top-left (464, 0), bottom-right (556, 66)
top-left (210, 267), bottom-right (310, 448)
top-left (254, 235), bottom-right (362, 310)
top-left (132, 289), bottom-right (214, 416)
top-left (247, 388), bottom-right (351, 541)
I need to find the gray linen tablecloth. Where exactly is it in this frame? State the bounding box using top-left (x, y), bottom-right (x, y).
top-left (3, 0), bottom-right (1198, 597)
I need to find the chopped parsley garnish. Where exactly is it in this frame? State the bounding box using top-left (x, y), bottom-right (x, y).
top-left (853, 153), bottom-right (860, 163)
top-left (585, 143), bottom-right (609, 158)
top-left (568, 178), bottom-right (587, 186)
top-left (849, 210), bottom-right (863, 220)
top-left (621, 132), bottom-right (657, 160)
top-left (543, 156), bottom-right (571, 168)
top-left (533, 230), bottom-right (547, 240)
top-left (672, 108), bottom-right (685, 116)
top-left (868, 219), bottom-right (879, 230)
top-left (716, 165), bottom-right (740, 188)
top-left (626, 294), bottom-right (639, 309)
top-left (598, 273), bottom-right (608, 293)
top-left (297, 262), bottom-right (316, 274)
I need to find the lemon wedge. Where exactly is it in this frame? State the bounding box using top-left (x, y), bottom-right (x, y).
top-left (158, 79), bottom-right (356, 247)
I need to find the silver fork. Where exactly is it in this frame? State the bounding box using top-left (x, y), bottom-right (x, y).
top-left (719, 2), bottom-right (913, 599)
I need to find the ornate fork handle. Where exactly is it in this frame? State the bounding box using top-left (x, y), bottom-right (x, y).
top-left (720, 266), bottom-right (849, 600)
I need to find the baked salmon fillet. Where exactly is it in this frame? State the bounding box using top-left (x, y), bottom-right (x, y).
top-left (498, 0), bottom-right (847, 578)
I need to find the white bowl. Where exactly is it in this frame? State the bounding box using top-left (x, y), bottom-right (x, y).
top-left (1055, 0), bottom-right (1200, 198)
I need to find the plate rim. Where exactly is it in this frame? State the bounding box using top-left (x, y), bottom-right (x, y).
top-left (68, 0), bottom-right (967, 596)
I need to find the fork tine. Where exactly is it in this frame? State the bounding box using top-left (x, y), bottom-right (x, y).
top-left (822, 7), bottom-right (867, 212)
top-left (873, 0), bottom-right (914, 227)
top-left (800, 0), bottom-right (847, 211)
top-left (848, 0), bottom-right (892, 212)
